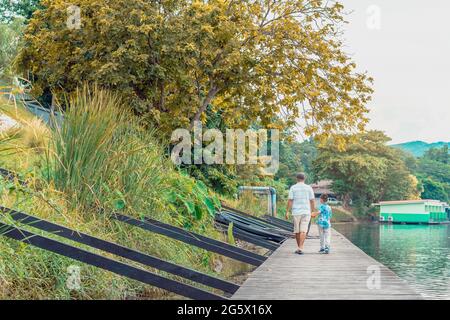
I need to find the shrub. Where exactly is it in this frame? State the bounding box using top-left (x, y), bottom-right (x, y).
top-left (18, 118), bottom-right (49, 151)
top-left (46, 85), bottom-right (169, 217)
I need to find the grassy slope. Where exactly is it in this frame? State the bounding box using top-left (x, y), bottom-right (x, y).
top-left (0, 98), bottom-right (250, 299)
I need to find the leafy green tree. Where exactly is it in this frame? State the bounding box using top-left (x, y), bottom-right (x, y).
top-left (398, 149), bottom-right (418, 172)
top-left (313, 131), bottom-right (420, 208)
top-left (0, 0), bottom-right (41, 23)
top-left (275, 138), bottom-right (316, 186)
top-left (420, 177), bottom-right (448, 202)
top-left (414, 145), bottom-right (450, 202)
top-left (423, 145), bottom-right (449, 164)
top-left (0, 18), bottom-right (25, 75)
top-left (17, 0), bottom-right (373, 139)
top-left (383, 158), bottom-right (422, 202)
top-left (298, 140), bottom-right (318, 183)
top-left (417, 158), bottom-right (450, 185)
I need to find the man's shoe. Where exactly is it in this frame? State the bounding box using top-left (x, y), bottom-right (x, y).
top-left (324, 247), bottom-right (330, 254)
top-left (318, 248), bottom-right (325, 253)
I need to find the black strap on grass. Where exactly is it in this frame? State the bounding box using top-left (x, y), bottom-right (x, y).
top-left (0, 206), bottom-right (238, 295)
top-left (0, 221), bottom-right (225, 300)
top-left (144, 217), bottom-right (267, 261)
top-left (0, 168), bottom-right (27, 186)
top-left (221, 204), bottom-right (274, 224)
top-left (0, 168), bottom-right (269, 262)
top-left (221, 204), bottom-right (293, 234)
top-left (263, 215), bottom-right (294, 232)
top-left (113, 213), bottom-right (265, 266)
top-left (217, 211), bottom-right (289, 243)
top-left (214, 222), bottom-right (280, 251)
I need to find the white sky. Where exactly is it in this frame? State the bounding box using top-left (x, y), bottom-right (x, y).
top-left (339, 0), bottom-right (450, 144)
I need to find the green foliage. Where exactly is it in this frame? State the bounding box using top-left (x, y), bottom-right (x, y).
top-left (0, 0), bottom-right (41, 23)
top-left (416, 158), bottom-right (450, 186)
top-left (0, 130), bottom-right (18, 156)
top-left (386, 144), bottom-right (450, 202)
top-left (185, 163), bottom-right (239, 196)
top-left (420, 177), bottom-right (448, 202)
top-left (414, 145), bottom-right (450, 202)
top-left (17, 0), bottom-right (372, 140)
top-left (229, 176), bottom-right (289, 218)
top-left (276, 138), bottom-right (317, 186)
top-left (423, 145), bottom-right (449, 164)
top-left (0, 18), bottom-right (25, 75)
top-left (382, 157), bottom-right (421, 202)
top-left (166, 174), bottom-right (221, 229)
top-left (398, 150), bottom-right (418, 172)
top-left (0, 97), bottom-right (50, 176)
top-left (314, 131), bottom-right (420, 208)
top-left (0, 175), bottom-right (227, 299)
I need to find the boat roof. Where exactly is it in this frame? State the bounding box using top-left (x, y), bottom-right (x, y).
top-left (376, 200), bottom-right (443, 206)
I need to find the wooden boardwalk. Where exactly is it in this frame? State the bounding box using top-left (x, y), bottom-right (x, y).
top-left (232, 225), bottom-right (422, 300)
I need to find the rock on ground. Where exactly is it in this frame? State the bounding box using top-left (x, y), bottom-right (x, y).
top-left (0, 113), bottom-right (20, 133)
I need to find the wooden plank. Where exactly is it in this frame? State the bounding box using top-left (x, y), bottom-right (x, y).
top-left (232, 225), bottom-right (423, 300)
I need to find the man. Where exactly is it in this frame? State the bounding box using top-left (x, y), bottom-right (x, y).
top-left (285, 173), bottom-right (316, 255)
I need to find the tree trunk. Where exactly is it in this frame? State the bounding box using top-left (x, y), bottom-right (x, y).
top-left (343, 193), bottom-right (352, 210)
top-left (189, 84), bottom-right (219, 129)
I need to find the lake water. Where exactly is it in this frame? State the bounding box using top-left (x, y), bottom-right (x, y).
top-left (334, 223), bottom-right (450, 300)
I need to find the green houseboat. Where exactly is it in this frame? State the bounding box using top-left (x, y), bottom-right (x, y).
top-left (378, 200), bottom-right (449, 224)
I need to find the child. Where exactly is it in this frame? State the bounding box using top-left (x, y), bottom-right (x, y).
top-left (312, 194), bottom-right (332, 254)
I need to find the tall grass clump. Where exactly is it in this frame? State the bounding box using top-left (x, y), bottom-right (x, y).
top-left (46, 84), bottom-right (221, 225)
top-left (47, 85), bottom-right (168, 216)
top-left (47, 85), bottom-right (122, 209)
top-left (47, 85), bottom-right (169, 216)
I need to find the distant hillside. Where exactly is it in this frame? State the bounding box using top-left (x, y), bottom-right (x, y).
top-left (392, 141), bottom-right (450, 157)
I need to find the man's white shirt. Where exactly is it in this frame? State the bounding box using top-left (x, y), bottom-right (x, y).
top-left (288, 182), bottom-right (315, 216)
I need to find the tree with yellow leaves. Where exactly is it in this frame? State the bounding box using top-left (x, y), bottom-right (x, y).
top-left (17, 0), bottom-right (373, 139)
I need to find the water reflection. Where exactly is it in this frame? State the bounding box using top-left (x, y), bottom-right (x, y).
top-left (334, 223), bottom-right (450, 300)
